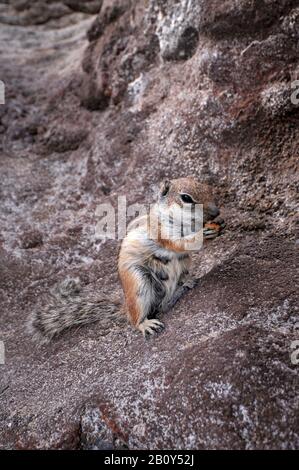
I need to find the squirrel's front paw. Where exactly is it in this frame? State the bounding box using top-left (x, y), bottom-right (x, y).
top-left (138, 319), bottom-right (164, 337)
top-left (203, 218), bottom-right (226, 240)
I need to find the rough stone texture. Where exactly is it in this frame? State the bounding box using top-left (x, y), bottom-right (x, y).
top-left (0, 0), bottom-right (298, 450)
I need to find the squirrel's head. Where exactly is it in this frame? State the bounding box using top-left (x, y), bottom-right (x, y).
top-left (158, 176), bottom-right (220, 226)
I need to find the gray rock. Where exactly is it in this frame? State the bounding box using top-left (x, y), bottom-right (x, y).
top-left (0, 0), bottom-right (298, 449)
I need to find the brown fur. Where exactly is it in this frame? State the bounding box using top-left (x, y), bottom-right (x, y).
top-left (119, 268), bottom-right (141, 326)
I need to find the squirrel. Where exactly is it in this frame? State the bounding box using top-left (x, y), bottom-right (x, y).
top-left (29, 177), bottom-right (224, 340)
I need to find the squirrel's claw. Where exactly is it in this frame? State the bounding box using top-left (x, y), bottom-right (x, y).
top-left (203, 217), bottom-right (226, 239)
top-left (138, 319), bottom-right (164, 337)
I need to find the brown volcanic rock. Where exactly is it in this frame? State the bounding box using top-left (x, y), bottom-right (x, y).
top-left (0, 236), bottom-right (298, 449)
top-left (0, 0), bottom-right (103, 26)
top-left (0, 0), bottom-right (298, 449)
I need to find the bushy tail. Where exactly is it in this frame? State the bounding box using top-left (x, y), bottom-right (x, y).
top-left (28, 278), bottom-right (124, 342)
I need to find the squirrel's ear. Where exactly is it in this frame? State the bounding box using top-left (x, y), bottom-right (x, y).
top-left (160, 179), bottom-right (170, 197)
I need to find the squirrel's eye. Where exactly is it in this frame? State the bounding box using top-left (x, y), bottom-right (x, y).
top-left (180, 194), bottom-right (195, 204)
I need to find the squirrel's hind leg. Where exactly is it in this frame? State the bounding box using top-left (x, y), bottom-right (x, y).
top-left (120, 266), bottom-right (165, 336)
top-left (162, 278), bottom-right (198, 313)
top-left (135, 266), bottom-right (165, 336)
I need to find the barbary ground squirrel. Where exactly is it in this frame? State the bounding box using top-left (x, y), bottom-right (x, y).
top-left (29, 177), bottom-right (224, 340)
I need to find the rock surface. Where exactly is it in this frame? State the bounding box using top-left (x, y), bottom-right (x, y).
top-left (0, 0), bottom-right (298, 449)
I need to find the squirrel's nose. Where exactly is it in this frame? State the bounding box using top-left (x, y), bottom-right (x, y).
top-left (207, 203), bottom-right (220, 220)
